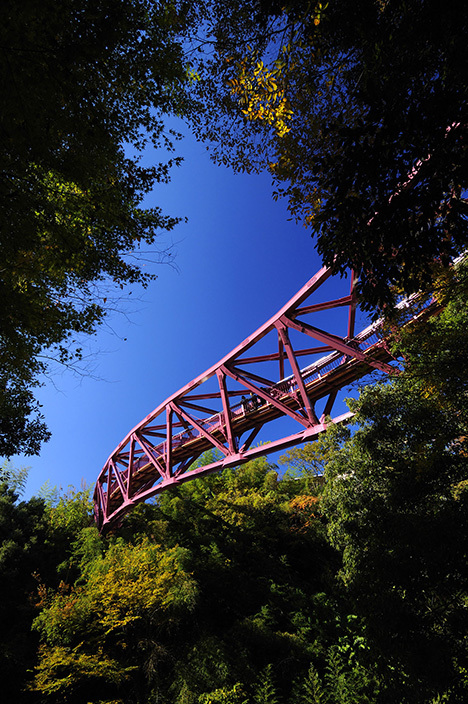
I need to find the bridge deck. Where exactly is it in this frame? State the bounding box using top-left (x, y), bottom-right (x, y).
top-left (94, 266), bottom-right (437, 533)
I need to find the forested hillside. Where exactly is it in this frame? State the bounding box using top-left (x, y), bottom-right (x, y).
top-left (1, 261), bottom-right (467, 703)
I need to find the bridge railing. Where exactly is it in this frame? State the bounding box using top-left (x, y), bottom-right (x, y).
top-left (95, 257), bottom-right (451, 533)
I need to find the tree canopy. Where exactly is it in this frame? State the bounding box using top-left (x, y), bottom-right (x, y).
top-left (0, 256), bottom-right (467, 701)
top-left (322, 258), bottom-right (468, 701)
top-left (3, 0), bottom-right (467, 456)
top-left (1, 4), bottom-right (468, 702)
top-left (192, 0), bottom-right (468, 309)
top-left (0, 0), bottom-right (195, 456)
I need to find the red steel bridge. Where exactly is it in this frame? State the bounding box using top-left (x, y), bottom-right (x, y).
top-left (93, 264), bottom-right (438, 534)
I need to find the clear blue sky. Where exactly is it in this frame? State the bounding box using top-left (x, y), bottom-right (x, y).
top-left (20, 123), bottom-right (369, 500)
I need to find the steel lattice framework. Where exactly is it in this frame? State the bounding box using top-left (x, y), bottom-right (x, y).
top-left (94, 265), bottom-right (436, 533)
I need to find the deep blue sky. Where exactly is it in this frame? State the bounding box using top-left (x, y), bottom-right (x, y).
top-left (20, 124), bottom-right (368, 499)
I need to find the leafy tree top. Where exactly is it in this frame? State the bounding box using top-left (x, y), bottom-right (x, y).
top-left (192, 0), bottom-right (468, 310)
top-left (0, 0), bottom-right (196, 455)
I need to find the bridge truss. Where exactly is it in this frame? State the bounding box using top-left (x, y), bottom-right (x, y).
top-left (94, 265), bottom-right (433, 533)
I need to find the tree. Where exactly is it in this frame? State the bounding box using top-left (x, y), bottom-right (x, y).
top-left (253, 664), bottom-right (279, 704)
top-left (123, 458), bottom-right (344, 703)
top-left (192, 0), bottom-right (468, 310)
top-left (30, 457), bottom-right (348, 703)
top-left (0, 0), bottom-right (196, 456)
top-left (294, 647), bottom-right (380, 704)
top-left (30, 537), bottom-right (198, 703)
top-left (9, 453), bottom-right (389, 702)
top-left (0, 471), bottom-right (51, 703)
top-left (321, 261), bottom-right (468, 701)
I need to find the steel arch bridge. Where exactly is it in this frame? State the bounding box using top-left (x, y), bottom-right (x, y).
top-left (94, 265), bottom-right (436, 533)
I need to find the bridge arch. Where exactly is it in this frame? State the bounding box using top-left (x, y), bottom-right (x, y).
top-left (94, 265), bottom-right (435, 533)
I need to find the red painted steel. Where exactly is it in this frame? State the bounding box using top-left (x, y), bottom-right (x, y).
top-left (93, 266), bottom-right (437, 533)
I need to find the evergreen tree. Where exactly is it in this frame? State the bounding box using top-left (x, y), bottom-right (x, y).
top-left (322, 262), bottom-right (468, 701)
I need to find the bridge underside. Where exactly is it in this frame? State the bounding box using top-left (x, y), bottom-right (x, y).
top-left (94, 266), bottom-right (434, 533)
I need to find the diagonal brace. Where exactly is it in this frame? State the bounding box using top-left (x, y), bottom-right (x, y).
top-left (135, 433), bottom-right (168, 479)
top-left (217, 369), bottom-right (237, 453)
top-left (171, 402), bottom-right (229, 456)
top-left (276, 323), bottom-right (319, 425)
top-left (280, 315), bottom-right (395, 374)
top-left (222, 364), bottom-right (311, 428)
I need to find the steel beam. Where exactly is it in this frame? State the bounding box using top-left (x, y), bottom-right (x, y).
top-left (93, 264), bottom-right (437, 534)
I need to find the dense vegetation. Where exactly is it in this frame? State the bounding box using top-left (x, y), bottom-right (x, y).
top-left (0, 0), bottom-right (194, 456)
top-left (193, 0), bottom-right (468, 309)
top-left (1, 261), bottom-right (467, 703)
top-left (2, 0), bottom-right (468, 457)
top-left (1, 1), bottom-right (468, 702)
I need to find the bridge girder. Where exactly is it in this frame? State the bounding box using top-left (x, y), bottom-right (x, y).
top-left (94, 266), bottom-right (434, 533)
